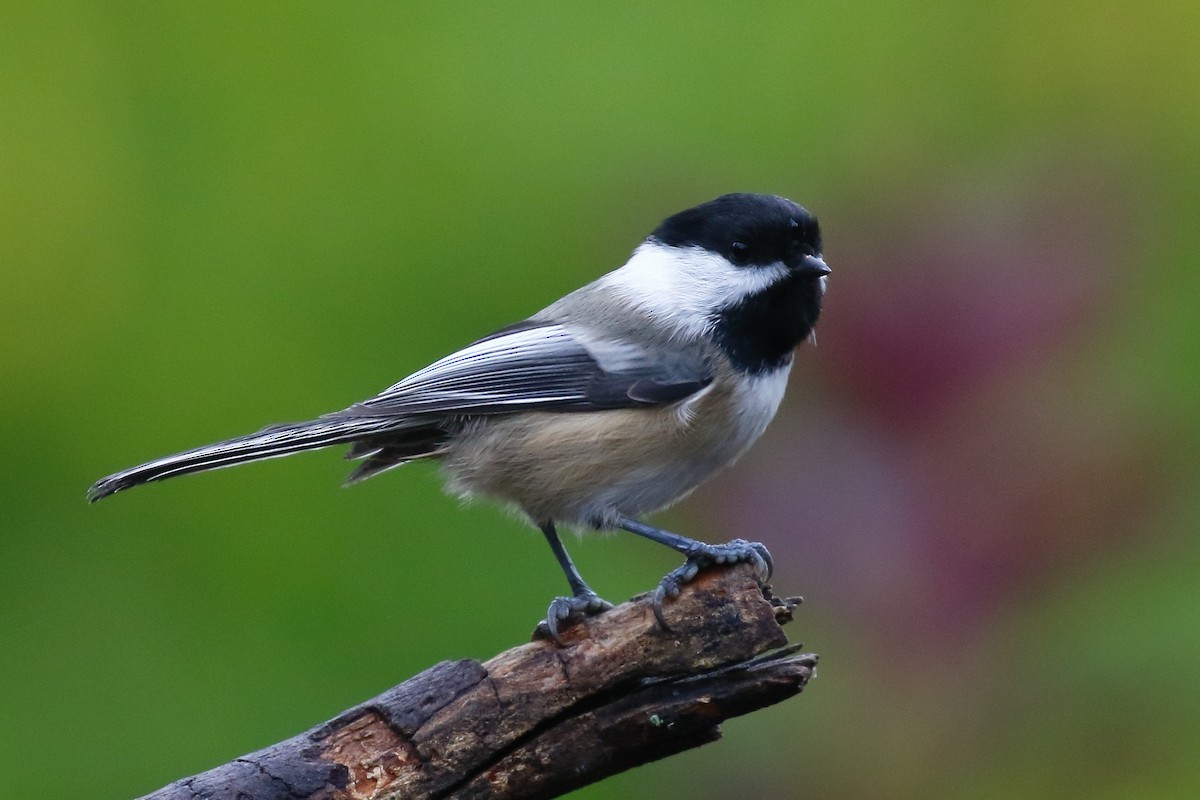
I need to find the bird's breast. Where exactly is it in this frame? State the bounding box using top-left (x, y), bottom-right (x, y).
top-left (441, 364), bottom-right (792, 527)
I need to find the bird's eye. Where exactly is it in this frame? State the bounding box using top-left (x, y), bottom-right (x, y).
top-left (729, 241), bottom-right (751, 264)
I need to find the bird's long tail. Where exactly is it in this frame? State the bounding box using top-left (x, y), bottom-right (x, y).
top-left (87, 416), bottom-right (427, 502)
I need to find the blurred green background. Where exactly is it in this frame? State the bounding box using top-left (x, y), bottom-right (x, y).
top-left (3, 2), bottom-right (1199, 798)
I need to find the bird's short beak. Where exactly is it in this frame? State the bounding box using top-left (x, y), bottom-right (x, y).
top-left (798, 254), bottom-right (831, 277)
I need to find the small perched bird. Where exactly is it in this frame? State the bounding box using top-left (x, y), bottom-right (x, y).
top-left (89, 193), bottom-right (830, 640)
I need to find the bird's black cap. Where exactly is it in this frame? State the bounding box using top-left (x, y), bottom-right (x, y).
top-left (650, 193), bottom-right (822, 269)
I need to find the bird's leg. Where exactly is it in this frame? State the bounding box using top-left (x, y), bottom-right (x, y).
top-left (617, 516), bottom-right (773, 629)
top-left (536, 521), bottom-right (613, 643)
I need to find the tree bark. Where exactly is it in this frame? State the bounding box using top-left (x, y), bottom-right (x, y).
top-left (139, 564), bottom-right (817, 800)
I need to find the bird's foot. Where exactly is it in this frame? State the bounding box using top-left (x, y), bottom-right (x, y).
top-left (535, 590), bottom-right (614, 645)
top-left (651, 538), bottom-right (773, 629)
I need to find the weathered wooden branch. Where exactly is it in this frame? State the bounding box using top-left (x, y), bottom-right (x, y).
top-left (139, 564), bottom-right (817, 800)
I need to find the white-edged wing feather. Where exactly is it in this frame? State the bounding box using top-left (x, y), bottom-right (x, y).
top-left (338, 321), bottom-right (711, 417)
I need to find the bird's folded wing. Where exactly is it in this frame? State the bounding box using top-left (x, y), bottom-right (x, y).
top-left (333, 321), bottom-right (712, 417)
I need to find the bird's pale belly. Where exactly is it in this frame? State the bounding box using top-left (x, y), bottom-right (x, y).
top-left (442, 368), bottom-right (790, 527)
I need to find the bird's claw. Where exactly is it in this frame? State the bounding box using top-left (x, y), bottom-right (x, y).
top-left (651, 538), bottom-right (773, 630)
top-left (535, 591), bottom-right (613, 644)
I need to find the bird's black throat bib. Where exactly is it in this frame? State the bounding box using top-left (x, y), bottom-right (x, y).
top-left (710, 271), bottom-right (824, 375)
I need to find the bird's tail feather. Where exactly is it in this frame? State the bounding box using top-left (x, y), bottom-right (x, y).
top-left (88, 417), bottom-right (423, 502)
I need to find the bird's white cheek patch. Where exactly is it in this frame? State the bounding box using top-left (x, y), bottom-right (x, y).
top-left (603, 242), bottom-right (789, 338)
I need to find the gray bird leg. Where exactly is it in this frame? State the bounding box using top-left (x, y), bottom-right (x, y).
top-left (537, 521), bottom-right (612, 643)
top-left (616, 516), bottom-right (773, 629)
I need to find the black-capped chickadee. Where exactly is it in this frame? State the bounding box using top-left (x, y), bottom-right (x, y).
top-left (89, 193), bottom-right (830, 640)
